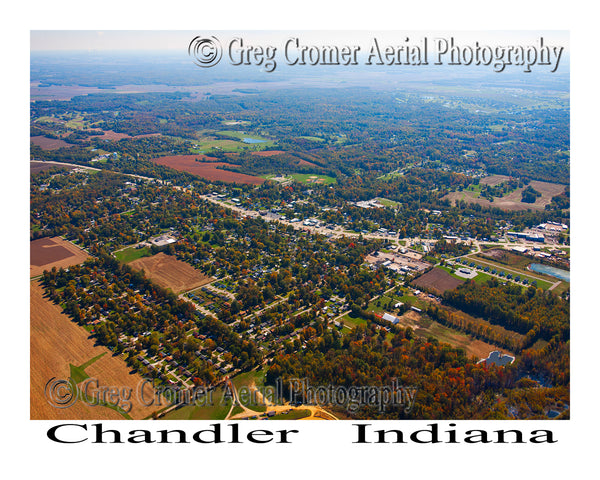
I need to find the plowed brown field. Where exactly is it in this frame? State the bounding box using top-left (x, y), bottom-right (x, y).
top-left (412, 268), bottom-right (464, 294)
top-left (129, 252), bottom-right (213, 293)
top-left (30, 237), bottom-right (91, 277)
top-left (150, 155), bottom-right (265, 185)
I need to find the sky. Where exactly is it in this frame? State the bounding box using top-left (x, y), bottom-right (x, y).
top-left (31, 30), bottom-right (569, 52)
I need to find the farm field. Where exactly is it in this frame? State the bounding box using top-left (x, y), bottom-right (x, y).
top-left (129, 252), bottom-right (213, 293)
top-left (30, 280), bottom-right (157, 420)
top-left (30, 236), bottom-right (91, 277)
top-left (30, 161), bottom-right (77, 174)
top-left (412, 267), bottom-right (465, 294)
top-left (443, 178), bottom-right (565, 211)
top-left (30, 135), bottom-right (73, 150)
top-left (479, 174), bottom-right (512, 186)
top-left (150, 155), bottom-right (265, 185)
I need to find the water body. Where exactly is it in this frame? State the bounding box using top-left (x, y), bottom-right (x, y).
top-left (529, 263), bottom-right (570, 282)
top-left (242, 138), bottom-right (266, 144)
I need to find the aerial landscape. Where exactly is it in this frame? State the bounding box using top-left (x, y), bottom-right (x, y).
top-left (30, 31), bottom-right (570, 422)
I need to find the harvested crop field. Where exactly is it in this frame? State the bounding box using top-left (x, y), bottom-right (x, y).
top-left (129, 252), bottom-right (213, 293)
top-left (150, 155), bottom-right (265, 185)
top-left (30, 237), bottom-right (91, 277)
top-left (412, 267), bottom-right (464, 294)
top-left (30, 280), bottom-right (158, 420)
top-left (479, 174), bottom-right (511, 186)
top-left (30, 135), bottom-right (73, 150)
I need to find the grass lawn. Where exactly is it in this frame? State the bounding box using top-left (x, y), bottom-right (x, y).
top-left (465, 257), bottom-right (555, 290)
top-left (231, 405), bottom-right (245, 416)
top-left (472, 272), bottom-right (496, 285)
top-left (397, 294), bottom-right (428, 310)
top-left (465, 183), bottom-right (483, 194)
top-left (65, 116), bottom-right (86, 129)
top-left (190, 139), bottom-right (247, 152)
top-left (216, 130), bottom-right (269, 141)
top-left (340, 314), bottom-right (368, 329)
top-left (367, 294), bottom-right (406, 315)
top-left (551, 281), bottom-right (569, 296)
top-left (161, 386), bottom-right (232, 420)
top-left (114, 245), bottom-right (151, 263)
top-left (376, 197), bottom-right (402, 208)
top-left (270, 409), bottom-right (311, 420)
top-left (231, 369), bottom-right (271, 413)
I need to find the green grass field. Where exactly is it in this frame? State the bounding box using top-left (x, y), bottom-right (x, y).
top-left (69, 352), bottom-right (106, 384)
top-left (114, 245), bottom-right (151, 263)
top-left (160, 386), bottom-right (232, 420)
top-left (216, 130), bottom-right (269, 141)
top-left (231, 369), bottom-right (271, 413)
top-left (297, 136), bottom-right (325, 142)
top-left (270, 409), bottom-right (311, 420)
top-left (64, 116), bottom-right (86, 129)
top-left (340, 315), bottom-right (368, 330)
top-left (190, 139), bottom-right (247, 152)
top-left (290, 173), bottom-right (337, 185)
top-left (375, 198), bottom-right (402, 208)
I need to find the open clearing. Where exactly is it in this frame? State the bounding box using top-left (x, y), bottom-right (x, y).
top-left (150, 155), bottom-right (265, 185)
top-left (30, 237), bottom-right (91, 277)
top-left (30, 135), bottom-right (73, 150)
top-left (395, 311), bottom-right (514, 360)
top-left (129, 252), bottom-right (213, 293)
top-left (30, 280), bottom-right (157, 420)
top-left (412, 267), bottom-right (464, 294)
top-left (443, 177), bottom-right (565, 211)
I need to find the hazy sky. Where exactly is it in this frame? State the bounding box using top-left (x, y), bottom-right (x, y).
top-left (31, 30), bottom-right (569, 52)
